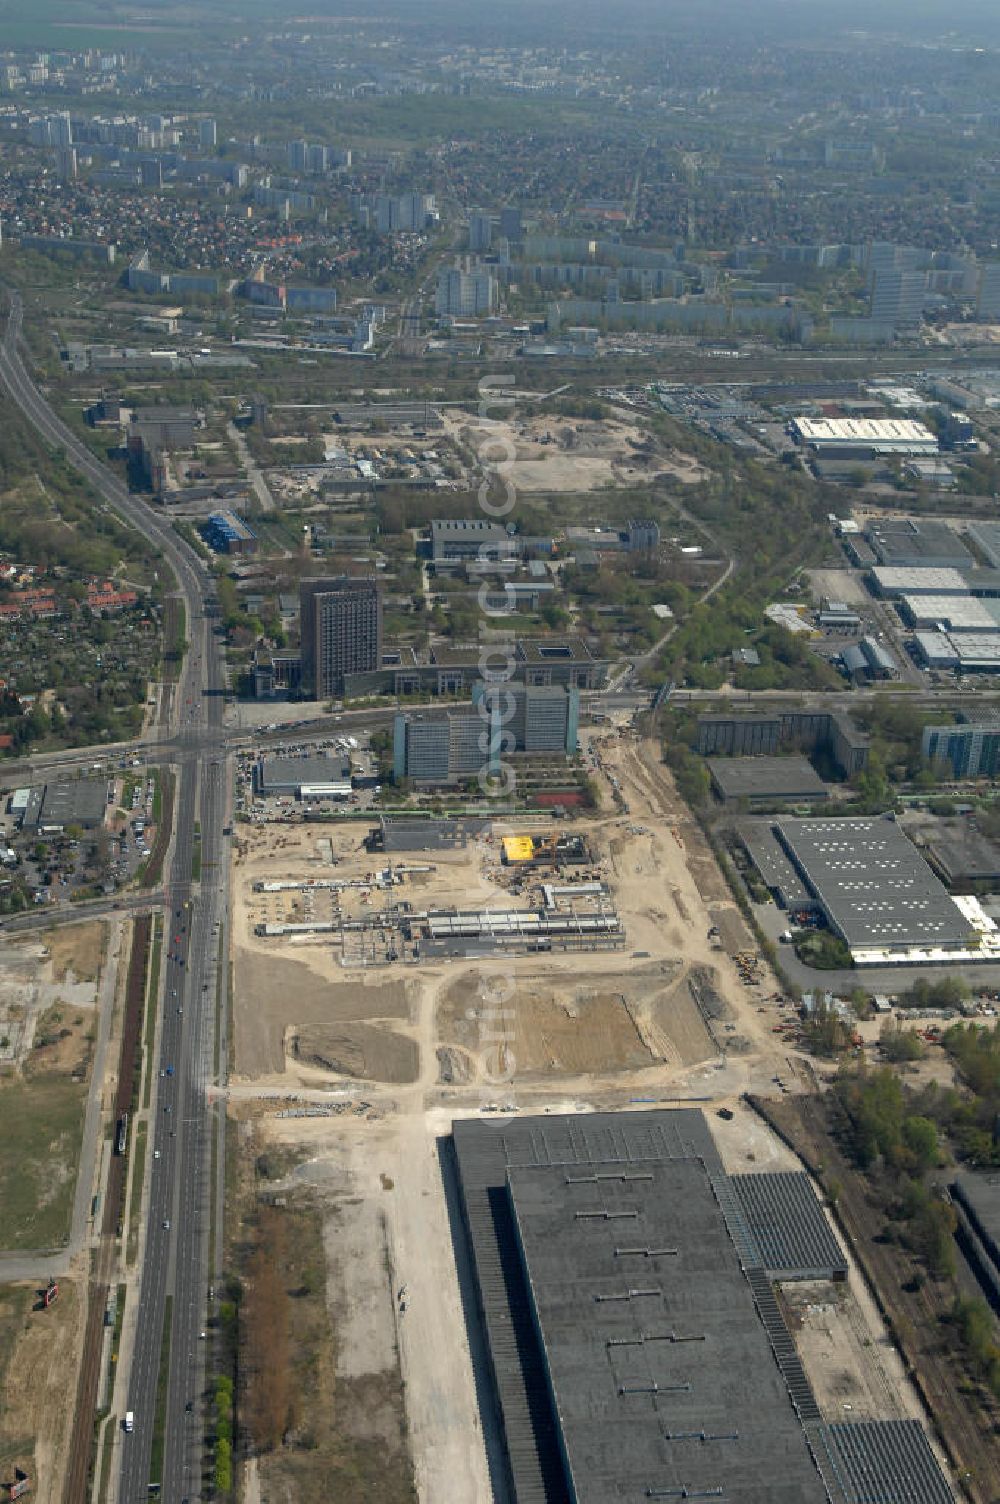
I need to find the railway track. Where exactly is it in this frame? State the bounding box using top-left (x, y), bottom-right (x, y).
top-left (754, 1093), bottom-right (1000, 1503)
top-left (62, 916), bottom-right (151, 1504)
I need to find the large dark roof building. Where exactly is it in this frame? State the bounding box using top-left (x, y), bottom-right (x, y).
top-left (776, 816), bottom-right (977, 961)
top-left (707, 755), bottom-right (829, 806)
top-left (450, 1109), bottom-right (952, 1504)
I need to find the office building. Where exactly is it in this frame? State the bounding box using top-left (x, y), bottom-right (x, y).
top-left (870, 268), bottom-right (927, 327)
top-left (299, 577), bottom-right (382, 698)
top-left (922, 721), bottom-right (1000, 779)
top-left (393, 684), bottom-right (579, 783)
top-left (430, 518), bottom-right (516, 564)
top-left (498, 204), bottom-right (522, 241)
top-left (341, 637), bottom-right (605, 700)
top-left (199, 118), bottom-right (217, 149)
top-left (977, 263), bottom-right (1000, 322)
top-left (468, 211), bottom-right (492, 251)
top-left (696, 710), bottom-right (869, 776)
top-left (435, 265), bottom-right (498, 317)
top-left (374, 192), bottom-right (436, 233)
top-left (50, 110), bottom-right (73, 146)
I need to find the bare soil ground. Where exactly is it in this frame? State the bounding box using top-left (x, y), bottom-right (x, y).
top-left (232, 1125), bottom-right (416, 1504)
top-left (256, 1110), bottom-right (489, 1504)
top-left (781, 1282), bottom-right (912, 1422)
top-left (227, 733), bottom-right (961, 1501)
top-left (0, 932), bottom-right (99, 1071)
top-left (447, 409), bottom-right (657, 494)
top-left (805, 568), bottom-right (872, 607)
top-left (290, 1021), bottom-right (419, 1084)
top-left (0, 1276), bottom-right (83, 1504)
top-left (44, 921), bottom-right (105, 985)
top-left (438, 972), bottom-right (653, 1076)
top-left (435, 960), bottom-right (715, 1077)
top-left (233, 948), bottom-right (415, 1076)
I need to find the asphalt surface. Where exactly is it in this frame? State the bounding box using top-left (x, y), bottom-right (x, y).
top-left (0, 290), bottom-right (229, 1503)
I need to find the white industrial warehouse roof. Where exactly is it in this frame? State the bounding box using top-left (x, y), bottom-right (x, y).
top-left (900, 594), bottom-right (999, 631)
top-left (870, 565), bottom-right (969, 596)
top-left (792, 416), bottom-right (938, 449)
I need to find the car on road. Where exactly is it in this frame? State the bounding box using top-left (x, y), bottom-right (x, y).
top-left (163, 1219), bottom-right (170, 1230)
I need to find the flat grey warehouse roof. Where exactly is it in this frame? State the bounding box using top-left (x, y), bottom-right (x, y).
top-left (508, 1156), bottom-right (829, 1504)
top-left (255, 755), bottom-right (349, 793)
top-left (708, 755), bottom-right (829, 804)
top-left (451, 1110), bottom-right (954, 1504)
top-left (452, 1111), bottom-right (832, 1504)
top-left (776, 816), bottom-right (974, 952)
top-left (37, 779), bottom-right (109, 829)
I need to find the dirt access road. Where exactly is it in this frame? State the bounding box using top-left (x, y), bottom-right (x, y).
top-left (228, 735), bottom-right (819, 1504)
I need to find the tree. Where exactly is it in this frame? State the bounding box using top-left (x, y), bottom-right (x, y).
top-left (902, 1115), bottom-right (940, 1173)
top-left (802, 1001), bottom-right (854, 1057)
top-left (880, 1022), bottom-right (926, 1064)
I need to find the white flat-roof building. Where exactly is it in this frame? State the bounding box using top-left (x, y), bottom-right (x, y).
top-left (791, 416), bottom-right (939, 457)
top-left (913, 629), bottom-right (1000, 670)
top-left (870, 566), bottom-right (969, 598)
top-left (898, 594), bottom-right (1000, 633)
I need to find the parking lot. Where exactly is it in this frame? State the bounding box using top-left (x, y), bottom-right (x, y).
top-left (1, 761), bottom-right (161, 908)
top-left (235, 732), bottom-right (380, 825)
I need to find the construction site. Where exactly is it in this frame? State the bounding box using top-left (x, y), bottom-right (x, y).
top-left (246, 825), bottom-right (623, 965)
top-left (226, 728), bottom-right (969, 1504)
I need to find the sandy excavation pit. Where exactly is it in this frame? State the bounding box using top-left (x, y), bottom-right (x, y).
top-left (435, 961), bottom-right (719, 1077)
top-left (234, 951), bottom-right (416, 1075)
top-left (289, 1021), bottom-right (420, 1084)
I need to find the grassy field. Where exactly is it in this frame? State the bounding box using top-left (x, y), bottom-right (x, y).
top-left (148, 1295), bottom-right (172, 1491)
top-left (143, 916), bottom-right (162, 1110)
top-left (0, 1283), bottom-right (36, 1476)
top-left (126, 1119), bottom-right (147, 1267)
top-left (0, 1077), bottom-right (87, 1251)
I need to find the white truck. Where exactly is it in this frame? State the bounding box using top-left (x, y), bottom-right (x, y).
top-left (124, 1411), bottom-right (135, 1433)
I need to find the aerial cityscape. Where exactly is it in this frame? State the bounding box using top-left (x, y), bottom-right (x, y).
top-left (2, 1), bottom-right (1000, 1502)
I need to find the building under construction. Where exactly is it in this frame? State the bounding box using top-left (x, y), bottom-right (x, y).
top-left (500, 832), bottom-right (589, 867)
top-left (408, 903), bottom-right (623, 957)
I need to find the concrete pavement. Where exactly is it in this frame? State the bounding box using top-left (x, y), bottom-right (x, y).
top-left (1, 287), bottom-right (230, 1503)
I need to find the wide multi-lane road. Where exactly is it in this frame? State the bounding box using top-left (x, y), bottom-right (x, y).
top-left (1, 287), bottom-right (229, 1502)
